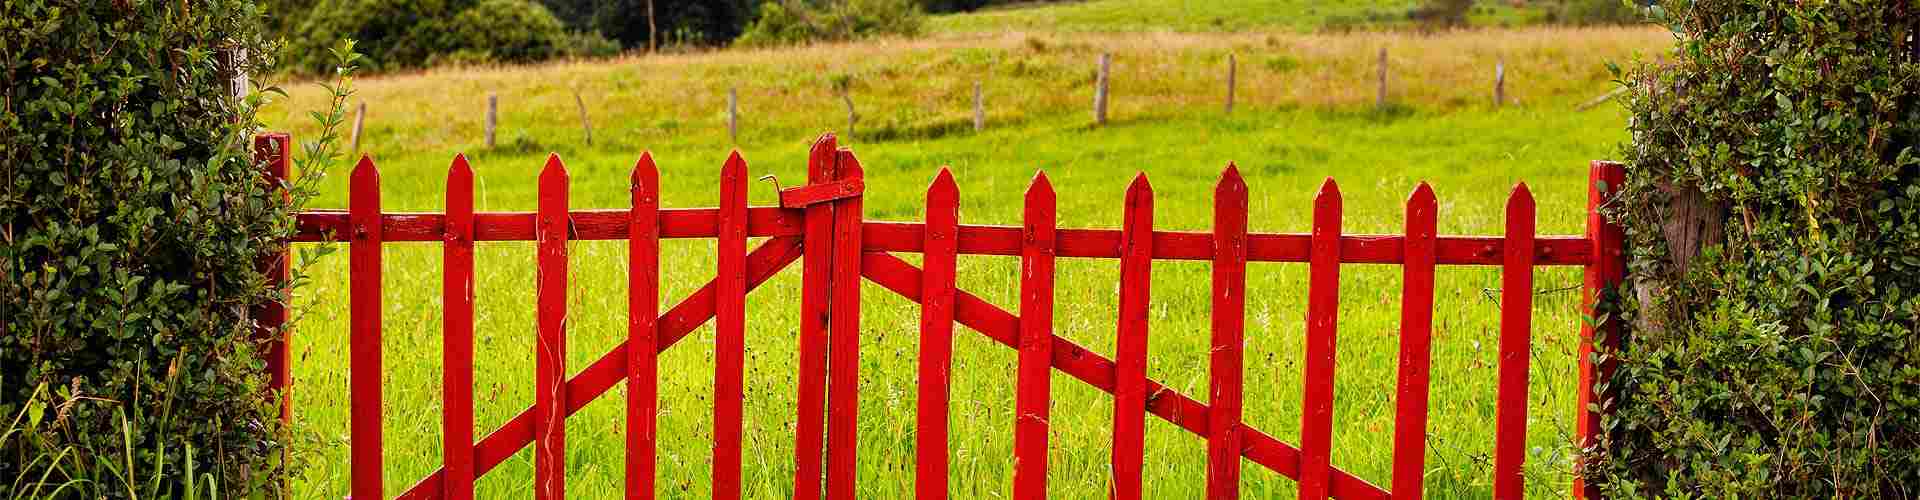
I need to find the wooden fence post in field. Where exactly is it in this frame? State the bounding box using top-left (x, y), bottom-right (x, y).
top-left (1495, 60), bottom-right (1506, 108)
top-left (1225, 53), bottom-right (1237, 114)
top-left (486, 93), bottom-right (498, 148)
top-left (842, 93), bottom-right (857, 140)
top-left (973, 81), bottom-right (985, 132)
top-left (728, 87), bottom-right (739, 144)
top-left (1094, 53), bottom-right (1111, 126)
top-left (351, 101), bottom-right (366, 153)
top-left (1376, 47), bottom-right (1389, 109)
top-left (573, 89), bottom-right (593, 146)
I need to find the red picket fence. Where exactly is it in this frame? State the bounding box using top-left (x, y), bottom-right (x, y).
top-left (254, 132), bottom-right (1627, 499)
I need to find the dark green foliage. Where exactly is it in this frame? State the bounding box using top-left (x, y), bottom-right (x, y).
top-left (1545, 0), bottom-right (1651, 25)
top-left (538, 0), bottom-right (756, 49)
top-left (914, 0), bottom-right (1062, 13)
top-left (1600, 1), bottom-right (1920, 497)
top-left (1409, 0), bottom-right (1474, 28)
top-left (285, 0), bottom-right (597, 74)
top-left (735, 0), bottom-right (925, 47)
top-left (0, 0), bottom-right (294, 495)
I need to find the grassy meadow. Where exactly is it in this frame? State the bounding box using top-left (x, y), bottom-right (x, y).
top-left (261, 18), bottom-right (1670, 499)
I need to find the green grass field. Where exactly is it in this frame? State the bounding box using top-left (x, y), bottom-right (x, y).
top-left (262, 21), bottom-right (1667, 499)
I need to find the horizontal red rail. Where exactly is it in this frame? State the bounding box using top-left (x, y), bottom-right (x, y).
top-left (297, 213), bottom-right (1590, 266)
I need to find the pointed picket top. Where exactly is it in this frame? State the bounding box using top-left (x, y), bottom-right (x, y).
top-left (1507, 182), bottom-right (1535, 212)
top-left (1407, 181), bottom-right (1435, 206)
top-left (1407, 181), bottom-right (1437, 236)
top-left (722, 150), bottom-right (747, 181)
top-left (541, 153), bottom-right (568, 183)
top-left (1027, 170), bottom-right (1056, 204)
top-left (812, 132), bottom-right (838, 156)
top-left (632, 152), bottom-right (659, 203)
top-left (351, 154), bottom-right (379, 184)
top-left (929, 167), bottom-right (959, 203)
top-left (809, 134), bottom-right (838, 181)
top-left (1127, 172), bottom-right (1153, 202)
top-left (450, 153), bottom-right (473, 180)
top-left (834, 148), bottom-right (863, 179)
top-left (1217, 163), bottom-right (1247, 196)
top-left (1315, 177), bottom-right (1342, 209)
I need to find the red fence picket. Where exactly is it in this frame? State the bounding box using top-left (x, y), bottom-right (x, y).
top-left (258, 132), bottom-right (1628, 500)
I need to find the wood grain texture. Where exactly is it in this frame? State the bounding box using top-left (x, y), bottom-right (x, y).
top-left (535, 155), bottom-right (569, 500)
top-left (1299, 178), bottom-right (1343, 500)
top-left (1111, 174), bottom-right (1153, 500)
top-left (1391, 183), bottom-right (1438, 500)
top-left (627, 154), bottom-right (661, 500)
top-left (396, 237), bottom-right (803, 500)
top-left (916, 168), bottom-right (960, 500)
top-left (858, 252), bottom-right (1391, 500)
top-left (348, 156), bottom-right (384, 500)
top-left (793, 134), bottom-right (836, 500)
top-left (1494, 184), bottom-right (1537, 500)
top-left (444, 156), bottom-right (477, 500)
top-left (826, 149), bottom-right (866, 500)
top-left (1207, 166), bottom-right (1248, 500)
top-left (1012, 173), bottom-right (1057, 500)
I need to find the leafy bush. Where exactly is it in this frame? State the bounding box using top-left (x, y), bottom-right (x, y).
top-left (1408, 0), bottom-right (1474, 28)
top-left (539, 0), bottom-right (756, 50)
top-left (286, 0), bottom-right (575, 74)
top-left (735, 0), bottom-right (925, 47)
top-left (1599, 1), bottom-right (1920, 497)
top-left (0, 0), bottom-right (333, 495)
top-left (1545, 0), bottom-right (1650, 26)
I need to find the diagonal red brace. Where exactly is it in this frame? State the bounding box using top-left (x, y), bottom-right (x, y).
top-left (780, 178), bottom-right (864, 208)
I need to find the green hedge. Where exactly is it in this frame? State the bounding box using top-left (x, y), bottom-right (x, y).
top-left (1601, 1), bottom-right (1920, 497)
top-left (284, 0), bottom-right (607, 75)
top-left (1, 0), bottom-right (300, 496)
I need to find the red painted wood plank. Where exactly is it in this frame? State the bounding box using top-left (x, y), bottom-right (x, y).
top-left (252, 133), bottom-right (293, 426)
top-left (856, 252), bottom-right (1392, 500)
top-left (628, 154), bottom-right (661, 500)
top-left (1112, 173), bottom-right (1153, 500)
top-left (348, 156), bottom-right (384, 500)
top-left (793, 134), bottom-right (837, 500)
top-left (1299, 179), bottom-right (1343, 500)
top-left (294, 207), bottom-right (804, 242)
top-left (779, 178), bottom-right (864, 208)
top-left (1013, 173), bottom-right (1057, 500)
top-left (1494, 184), bottom-right (1537, 499)
top-left (916, 168), bottom-right (960, 500)
top-left (714, 152), bottom-right (750, 500)
top-left (1391, 183), bottom-right (1438, 500)
top-left (395, 237), bottom-right (803, 500)
top-left (1207, 166), bottom-right (1248, 500)
top-left (444, 155), bottom-right (477, 500)
top-left (826, 150), bottom-right (866, 499)
top-left (1574, 161), bottom-right (1627, 500)
top-left (535, 155), bottom-right (570, 500)
top-left (852, 223), bottom-right (1594, 267)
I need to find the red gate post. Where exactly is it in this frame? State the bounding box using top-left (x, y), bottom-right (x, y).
top-left (1494, 184), bottom-right (1538, 498)
top-left (1299, 179), bottom-right (1343, 500)
top-left (1574, 161), bottom-right (1628, 499)
top-left (444, 156), bottom-right (477, 500)
top-left (1391, 183), bottom-right (1438, 499)
top-left (251, 133), bottom-right (293, 498)
top-left (794, 135), bottom-right (837, 500)
top-left (535, 156), bottom-right (571, 500)
top-left (1110, 173), bottom-right (1153, 500)
top-left (348, 156), bottom-right (384, 499)
top-left (628, 154), bottom-right (662, 500)
top-left (1207, 166), bottom-right (1248, 500)
top-left (916, 169), bottom-right (960, 500)
top-left (715, 153), bottom-right (750, 500)
top-left (1012, 173), bottom-right (1058, 499)
top-left (825, 149), bottom-right (867, 499)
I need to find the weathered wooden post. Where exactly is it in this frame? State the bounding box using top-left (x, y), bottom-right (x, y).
top-left (973, 81), bottom-right (985, 132)
top-left (1226, 53), bottom-right (1237, 114)
top-left (728, 87), bottom-right (739, 144)
top-left (1495, 60), bottom-right (1506, 108)
top-left (485, 93), bottom-right (498, 148)
top-left (1376, 47), bottom-right (1389, 109)
top-left (573, 89), bottom-right (593, 146)
top-left (351, 101), bottom-right (366, 153)
top-left (1094, 53), bottom-right (1111, 126)
top-left (842, 93), bottom-right (857, 140)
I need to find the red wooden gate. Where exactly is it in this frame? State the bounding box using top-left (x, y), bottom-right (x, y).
top-left (255, 132), bottom-right (1627, 499)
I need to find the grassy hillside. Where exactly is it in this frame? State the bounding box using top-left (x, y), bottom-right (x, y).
top-left (928, 0), bottom-right (1548, 34)
top-left (262, 26), bottom-right (1668, 498)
